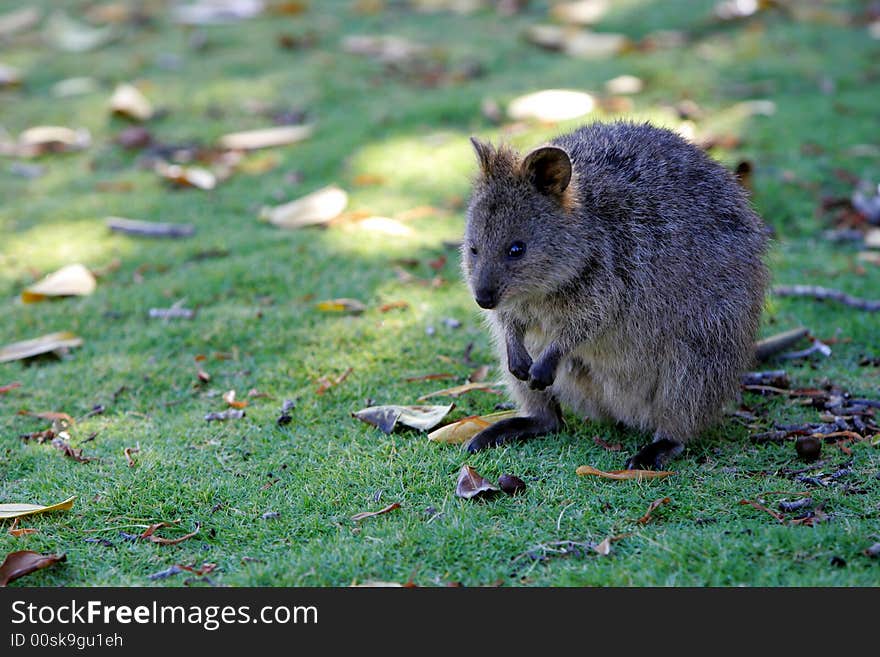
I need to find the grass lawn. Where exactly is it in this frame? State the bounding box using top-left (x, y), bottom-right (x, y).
top-left (1, 0), bottom-right (879, 587)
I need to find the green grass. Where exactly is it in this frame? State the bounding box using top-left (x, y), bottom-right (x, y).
top-left (1, 0), bottom-right (879, 586)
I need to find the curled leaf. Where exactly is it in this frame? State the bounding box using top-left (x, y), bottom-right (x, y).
top-left (353, 404), bottom-right (453, 434)
top-left (0, 551), bottom-right (66, 586)
top-left (0, 332), bottom-right (83, 363)
top-left (351, 502), bottom-right (401, 521)
top-left (109, 83), bottom-right (153, 121)
top-left (455, 464), bottom-right (499, 500)
top-left (0, 496), bottom-right (76, 520)
top-left (155, 161), bottom-right (217, 190)
top-left (428, 410), bottom-right (517, 444)
top-left (417, 381), bottom-right (500, 401)
top-left (636, 497), bottom-right (671, 524)
top-left (21, 264), bottom-right (96, 303)
top-left (260, 185), bottom-right (348, 229)
top-left (576, 465), bottom-right (675, 480)
top-left (218, 124), bottom-right (313, 150)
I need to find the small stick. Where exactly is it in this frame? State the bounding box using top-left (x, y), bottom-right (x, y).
top-left (754, 328), bottom-right (808, 362)
top-left (772, 285), bottom-right (880, 312)
top-left (106, 216), bottom-right (195, 238)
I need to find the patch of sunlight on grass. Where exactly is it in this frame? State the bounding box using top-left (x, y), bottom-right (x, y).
top-left (0, 219), bottom-right (130, 287)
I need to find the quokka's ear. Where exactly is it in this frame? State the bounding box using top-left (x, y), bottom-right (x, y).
top-left (521, 146), bottom-right (572, 198)
top-left (470, 136), bottom-right (495, 175)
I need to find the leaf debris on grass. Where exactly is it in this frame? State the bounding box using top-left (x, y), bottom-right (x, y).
top-left (204, 409), bottom-right (245, 421)
top-left (352, 404), bottom-right (453, 434)
top-left (455, 464), bottom-right (499, 499)
top-left (316, 367), bottom-right (353, 395)
top-left (106, 216), bottom-right (195, 238)
top-left (576, 465), bottom-right (675, 480)
top-left (416, 381), bottom-right (500, 401)
top-left (428, 410), bottom-right (517, 444)
top-left (124, 445), bottom-right (140, 467)
top-left (0, 496), bottom-right (76, 520)
top-left (218, 124), bottom-right (313, 150)
top-left (315, 298), bottom-right (366, 314)
top-left (351, 502), bottom-right (401, 521)
top-left (260, 185), bottom-right (348, 228)
top-left (0, 551), bottom-right (66, 587)
top-left (0, 331), bottom-right (83, 363)
top-left (636, 497), bottom-right (671, 524)
top-left (21, 264), bottom-right (96, 303)
top-left (141, 522), bottom-right (201, 545)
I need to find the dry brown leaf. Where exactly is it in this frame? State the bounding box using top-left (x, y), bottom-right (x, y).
top-left (124, 445), bottom-right (139, 468)
top-left (592, 435), bottom-right (622, 451)
top-left (0, 551), bottom-right (66, 587)
top-left (141, 522), bottom-right (201, 545)
top-left (315, 298), bottom-right (366, 314)
top-left (353, 404), bottom-right (453, 434)
top-left (417, 381), bottom-right (500, 401)
top-left (636, 497), bottom-right (671, 524)
top-left (428, 410), bottom-right (517, 444)
top-left (592, 533), bottom-right (628, 556)
top-left (7, 518), bottom-right (38, 537)
top-left (404, 372), bottom-right (454, 382)
top-left (379, 300), bottom-right (409, 313)
top-left (351, 502), bottom-right (401, 521)
top-left (109, 83), bottom-right (153, 121)
top-left (0, 496), bottom-right (76, 520)
top-left (21, 264), bottom-right (96, 303)
top-left (52, 437), bottom-right (95, 463)
top-left (575, 465), bottom-right (675, 480)
top-left (218, 124), bottom-right (313, 150)
top-left (455, 464), bottom-right (499, 499)
top-left (155, 161), bottom-right (217, 190)
top-left (0, 382), bottom-right (22, 394)
top-left (353, 173), bottom-right (386, 186)
top-left (17, 125), bottom-right (91, 157)
top-left (222, 390), bottom-right (248, 409)
top-left (260, 185), bottom-right (348, 228)
top-left (316, 367), bottom-right (353, 395)
top-left (467, 365), bottom-right (490, 382)
top-left (0, 332), bottom-right (83, 363)
top-left (738, 499), bottom-right (784, 522)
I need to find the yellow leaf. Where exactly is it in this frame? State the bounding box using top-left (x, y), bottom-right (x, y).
top-left (315, 298), bottom-right (366, 314)
top-left (260, 185), bottom-right (348, 229)
top-left (576, 465), bottom-right (675, 480)
top-left (0, 331), bottom-right (83, 363)
top-left (21, 264), bottom-right (96, 303)
top-left (0, 496), bottom-right (76, 520)
top-left (428, 410), bottom-right (517, 444)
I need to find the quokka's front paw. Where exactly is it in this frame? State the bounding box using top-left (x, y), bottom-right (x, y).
top-left (528, 359), bottom-right (556, 390)
top-left (508, 355), bottom-right (532, 381)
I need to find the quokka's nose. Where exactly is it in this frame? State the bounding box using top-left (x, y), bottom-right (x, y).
top-left (475, 289), bottom-right (498, 309)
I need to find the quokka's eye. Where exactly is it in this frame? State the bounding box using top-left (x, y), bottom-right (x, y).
top-left (507, 241), bottom-right (526, 259)
top-left (469, 246), bottom-right (478, 255)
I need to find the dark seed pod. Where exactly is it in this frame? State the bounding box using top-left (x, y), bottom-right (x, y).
top-left (498, 474), bottom-right (526, 495)
top-left (795, 435), bottom-right (822, 462)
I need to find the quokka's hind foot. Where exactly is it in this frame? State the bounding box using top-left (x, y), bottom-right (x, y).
top-left (465, 414), bottom-right (560, 453)
top-left (624, 436), bottom-right (684, 470)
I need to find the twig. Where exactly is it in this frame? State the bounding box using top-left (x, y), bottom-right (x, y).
top-left (772, 285), bottom-right (880, 312)
top-left (106, 216), bottom-right (195, 238)
top-left (754, 328), bottom-right (808, 362)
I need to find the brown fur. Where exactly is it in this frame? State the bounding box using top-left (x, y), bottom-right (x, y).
top-left (462, 121), bottom-right (769, 466)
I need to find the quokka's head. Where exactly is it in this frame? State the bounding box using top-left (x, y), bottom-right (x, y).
top-left (462, 137), bottom-right (582, 310)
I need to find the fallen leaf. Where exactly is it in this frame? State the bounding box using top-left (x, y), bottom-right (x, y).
top-left (593, 537), bottom-right (612, 555)
top-left (593, 435), bottom-right (622, 451)
top-left (219, 124), bottom-right (313, 150)
top-left (43, 10), bottom-right (118, 52)
top-left (17, 125), bottom-right (91, 157)
top-left (604, 74), bottom-right (643, 95)
top-left (428, 410), bottom-right (517, 444)
top-left (18, 410), bottom-right (74, 424)
top-left (455, 464), bottom-right (499, 499)
top-left (148, 562), bottom-right (217, 580)
top-left (141, 522), bottom-right (201, 545)
top-left (351, 502), bottom-right (401, 521)
top-left (106, 216), bottom-right (195, 238)
top-left (563, 31), bottom-right (629, 58)
top-left (417, 381), bottom-right (500, 401)
top-left (7, 518), bottom-right (38, 537)
top-left (261, 185), bottom-right (348, 228)
top-left (352, 404), bottom-right (454, 433)
top-left (0, 7), bottom-right (41, 38)
top-left (467, 365), bottom-right (490, 383)
top-left (0, 331), bottom-right (83, 363)
top-left (404, 372), bottom-right (454, 382)
top-left (109, 83), bottom-right (153, 121)
top-left (315, 298), bottom-right (366, 314)
top-left (507, 89), bottom-right (595, 122)
top-left (0, 382), bottom-right (22, 394)
top-left (349, 216), bottom-right (413, 236)
top-left (52, 437), bottom-right (96, 463)
top-left (316, 367), bottom-right (353, 395)
top-left (124, 445), bottom-right (139, 467)
top-left (738, 499), bottom-right (784, 522)
top-left (0, 496), bottom-right (76, 520)
top-left (0, 551), bottom-right (66, 587)
top-left (222, 390), bottom-right (248, 409)
top-left (21, 264), bottom-right (96, 303)
top-left (575, 465), bottom-right (675, 480)
top-left (551, 0), bottom-right (609, 25)
top-left (204, 409), bottom-right (246, 421)
top-left (155, 161), bottom-right (217, 190)
top-left (379, 300), bottom-right (409, 313)
top-left (636, 497), bottom-right (671, 524)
